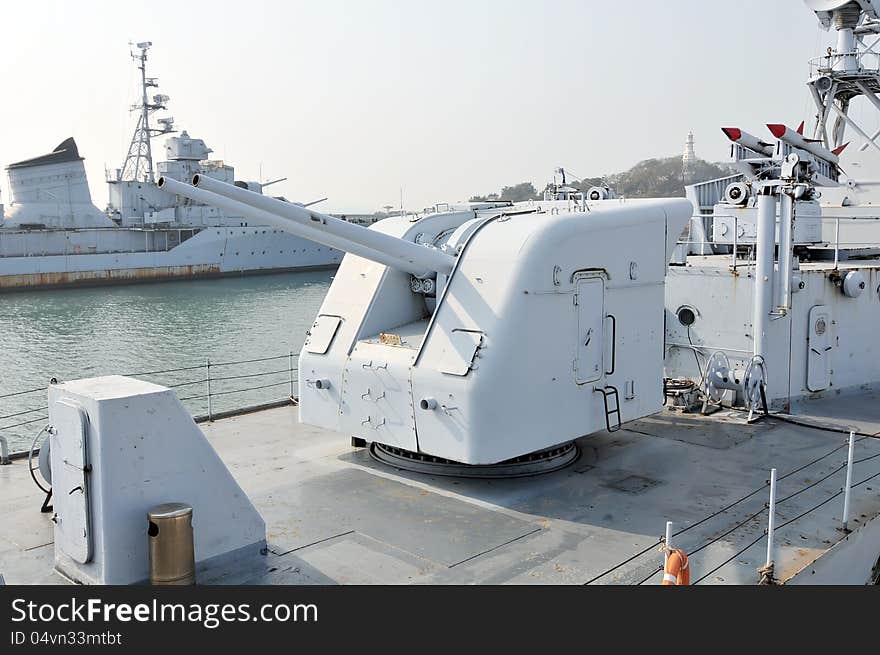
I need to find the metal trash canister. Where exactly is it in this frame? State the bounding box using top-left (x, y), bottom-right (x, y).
top-left (147, 503), bottom-right (196, 585)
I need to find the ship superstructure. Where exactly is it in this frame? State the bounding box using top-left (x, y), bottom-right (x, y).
top-left (670, 0), bottom-right (880, 415)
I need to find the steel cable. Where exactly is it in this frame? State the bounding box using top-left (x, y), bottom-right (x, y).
top-left (588, 433), bottom-right (880, 585)
top-left (692, 467), bottom-right (880, 584)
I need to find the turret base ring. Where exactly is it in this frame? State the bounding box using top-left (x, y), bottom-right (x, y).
top-left (369, 441), bottom-right (579, 479)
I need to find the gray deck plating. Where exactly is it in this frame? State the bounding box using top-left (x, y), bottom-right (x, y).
top-left (2, 394), bottom-right (879, 585)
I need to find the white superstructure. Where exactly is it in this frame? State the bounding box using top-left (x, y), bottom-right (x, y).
top-left (1, 138), bottom-right (112, 229)
top-left (670, 0), bottom-right (880, 412)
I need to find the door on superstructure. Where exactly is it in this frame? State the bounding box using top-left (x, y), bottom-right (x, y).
top-left (574, 275), bottom-right (605, 385)
top-left (50, 400), bottom-right (93, 564)
top-left (806, 305), bottom-right (832, 392)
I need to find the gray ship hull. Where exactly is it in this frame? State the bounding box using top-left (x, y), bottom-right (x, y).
top-left (0, 225), bottom-right (342, 291)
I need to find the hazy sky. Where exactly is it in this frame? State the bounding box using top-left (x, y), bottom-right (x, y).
top-left (0, 1), bottom-right (846, 212)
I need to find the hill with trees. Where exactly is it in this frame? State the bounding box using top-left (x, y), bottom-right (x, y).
top-left (469, 156), bottom-right (735, 202)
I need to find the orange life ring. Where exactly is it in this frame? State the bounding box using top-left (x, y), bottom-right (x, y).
top-left (662, 548), bottom-right (690, 586)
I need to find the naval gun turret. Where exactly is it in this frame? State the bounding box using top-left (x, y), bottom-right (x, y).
top-left (158, 174), bottom-right (691, 465)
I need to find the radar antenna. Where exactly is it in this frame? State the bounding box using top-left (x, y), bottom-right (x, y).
top-left (119, 41), bottom-right (175, 183)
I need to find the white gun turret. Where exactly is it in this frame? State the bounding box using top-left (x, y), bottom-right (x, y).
top-left (157, 174), bottom-right (692, 465)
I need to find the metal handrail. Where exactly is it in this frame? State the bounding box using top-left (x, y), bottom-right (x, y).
top-left (679, 214), bottom-right (880, 269)
top-left (0, 351), bottom-right (303, 455)
top-left (808, 51), bottom-right (880, 76)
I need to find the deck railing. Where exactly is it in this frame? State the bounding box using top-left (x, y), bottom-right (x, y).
top-left (808, 51), bottom-right (880, 78)
top-left (680, 214), bottom-right (880, 269)
top-left (0, 352), bottom-right (300, 458)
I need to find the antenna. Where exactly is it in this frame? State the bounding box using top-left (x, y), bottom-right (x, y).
top-left (118, 41), bottom-right (175, 183)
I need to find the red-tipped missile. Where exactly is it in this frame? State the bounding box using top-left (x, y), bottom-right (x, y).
top-left (767, 124), bottom-right (841, 164)
top-left (721, 127), bottom-right (774, 156)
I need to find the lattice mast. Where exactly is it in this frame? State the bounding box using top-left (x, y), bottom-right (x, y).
top-left (119, 41), bottom-right (174, 182)
top-left (806, 1), bottom-right (880, 151)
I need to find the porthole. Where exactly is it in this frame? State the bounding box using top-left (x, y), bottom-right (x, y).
top-left (676, 305), bottom-right (697, 327)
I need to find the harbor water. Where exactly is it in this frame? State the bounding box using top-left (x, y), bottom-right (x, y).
top-left (0, 270), bottom-right (334, 452)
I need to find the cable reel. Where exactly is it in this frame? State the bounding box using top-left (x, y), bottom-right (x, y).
top-left (703, 351), bottom-right (736, 404)
top-left (28, 425), bottom-right (53, 512)
top-left (703, 352), bottom-right (768, 418)
top-left (742, 355), bottom-right (768, 414)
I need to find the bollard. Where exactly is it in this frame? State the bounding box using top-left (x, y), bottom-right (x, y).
top-left (148, 503), bottom-right (196, 585)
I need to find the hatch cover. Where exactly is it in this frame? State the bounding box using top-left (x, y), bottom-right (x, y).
top-left (438, 329), bottom-right (483, 376)
top-left (305, 315), bottom-right (342, 354)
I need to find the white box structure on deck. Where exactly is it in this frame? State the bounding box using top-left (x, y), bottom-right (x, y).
top-left (299, 199), bottom-right (692, 464)
top-left (712, 200), bottom-right (822, 245)
top-left (47, 376), bottom-right (265, 585)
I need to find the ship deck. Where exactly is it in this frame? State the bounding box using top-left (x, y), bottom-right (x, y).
top-left (2, 394), bottom-right (880, 585)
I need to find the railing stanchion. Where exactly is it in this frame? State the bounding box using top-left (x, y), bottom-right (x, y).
top-left (834, 218), bottom-right (841, 269)
top-left (289, 351), bottom-right (295, 399)
top-left (732, 216), bottom-right (738, 272)
top-left (842, 431), bottom-right (855, 532)
top-left (664, 521), bottom-right (673, 564)
top-left (765, 468), bottom-right (777, 571)
top-left (205, 358), bottom-right (213, 421)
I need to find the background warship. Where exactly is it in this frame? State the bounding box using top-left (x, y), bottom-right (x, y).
top-left (0, 42), bottom-right (383, 292)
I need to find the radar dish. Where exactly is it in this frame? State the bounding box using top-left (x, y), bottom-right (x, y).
top-left (804, 0), bottom-right (880, 28)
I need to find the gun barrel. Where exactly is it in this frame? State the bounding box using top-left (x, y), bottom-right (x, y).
top-left (191, 174), bottom-right (456, 277)
top-left (157, 176), bottom-right (429, 276)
